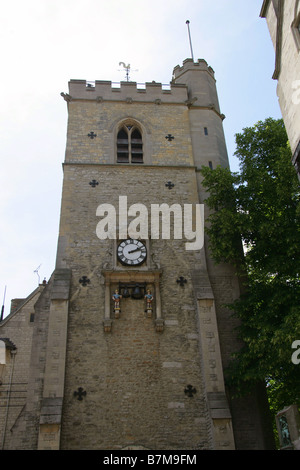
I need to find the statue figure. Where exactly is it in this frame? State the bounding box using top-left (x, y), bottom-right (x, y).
top-left (144, 290), bottom-right (153, 311)
top-left (112, 290), bottom-right (122, 313)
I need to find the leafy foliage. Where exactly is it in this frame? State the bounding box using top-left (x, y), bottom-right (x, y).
top-left (200, 118), bottom-right (300, 409)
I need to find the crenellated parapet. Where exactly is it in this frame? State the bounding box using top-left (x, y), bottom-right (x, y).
top-left (64, 79), bottom-right (188, 104)
top-left (172, 58), bottom-right (221, 114)
top-left (61, 59), bottom-right (223, 114)
top-left (172, 58), bottom-right (216, 80)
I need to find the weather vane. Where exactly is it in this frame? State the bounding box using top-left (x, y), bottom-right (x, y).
top-left (118, 62), bottom-right (138, 82)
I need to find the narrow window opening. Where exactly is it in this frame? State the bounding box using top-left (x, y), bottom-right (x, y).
top-left (208, 161), bottom-right (213, 170)
top-left (117, 125), bottom-right (143, 163)
top-left (131, 128), bottom-right (143, 163)
top-left (204, 127), bottom-right (208, 136)
top-left (117, 128), bottom-right (129, 163)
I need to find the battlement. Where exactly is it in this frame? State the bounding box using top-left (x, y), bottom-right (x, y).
top-left (172, 58), bottom-right (216, 81)
top-left (172, 58), bottom-right (220, 113)
top-left (61, 59), bottom-right (218, 106)
top-left (65, 79), bottom-right (188, 104)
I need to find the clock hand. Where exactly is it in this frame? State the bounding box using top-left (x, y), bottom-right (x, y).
top-left (128, 248), bottom-right (141, 254)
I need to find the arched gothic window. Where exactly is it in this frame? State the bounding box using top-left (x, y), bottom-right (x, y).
top-left (117, 125), bottom-right (143, 163)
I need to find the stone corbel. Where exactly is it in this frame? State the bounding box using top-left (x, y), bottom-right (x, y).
top-left (185, 97), bottom-right (198, 108)
top-left (60, 92), bottom-right (72, 102)
top-left (103, 318), bottom-right (113, 333)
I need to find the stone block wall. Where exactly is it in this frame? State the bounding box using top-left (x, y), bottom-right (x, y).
top-left (0, 285), bottom-right (46, 449)
top-left (261, 0), bottom-right (300, 174)
top-left (0, 59), bottom-right (276, 449)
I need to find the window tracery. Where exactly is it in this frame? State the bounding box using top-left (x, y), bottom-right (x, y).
top-left (117, 124), bottom-right (143, 163)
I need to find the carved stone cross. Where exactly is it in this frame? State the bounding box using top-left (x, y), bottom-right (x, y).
top-left (165, 181), bottom-right (175, 190)
top-left (88, 131), bottom-right (97, 139)
top-left (74, 387), bottom-right (87, 401)
top-left (184, 385), bottom-right (196, 397)
top-left (79, 276), bottom-right (90, 286)
top-left (176, 276), bottom-right (187, 287)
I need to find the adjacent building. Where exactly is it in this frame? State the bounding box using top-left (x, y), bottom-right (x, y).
top-left (260, 0), bottom-right (300, 177)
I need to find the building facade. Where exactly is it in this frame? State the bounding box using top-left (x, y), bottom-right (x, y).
top-left (0, 59), bottom-right (274, 450)
top-left (260, 0), bottom-right (300, 178)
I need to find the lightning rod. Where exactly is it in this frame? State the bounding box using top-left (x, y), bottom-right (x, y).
top-left (186, 20), bottom-right (195, 62)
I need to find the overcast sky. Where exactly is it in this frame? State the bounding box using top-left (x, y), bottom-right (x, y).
top-left (0, 0), bottom-right (282, 318)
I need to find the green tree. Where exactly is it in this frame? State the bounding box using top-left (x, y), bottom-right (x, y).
top-left (200, 118), bottom-right (300, 412)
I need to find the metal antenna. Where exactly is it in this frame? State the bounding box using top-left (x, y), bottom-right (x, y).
top-left (0, 285), bottom-right (6, 322)
top-left (186, 20), bottom-right (195, 62)
top-left (34, 264), bottom-right (41, 284)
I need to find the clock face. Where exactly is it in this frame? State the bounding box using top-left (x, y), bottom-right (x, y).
top-left (117, 239), bottom-right (147, 266)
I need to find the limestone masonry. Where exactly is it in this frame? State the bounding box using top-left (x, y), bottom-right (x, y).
top-left (260, 0), bottom-right (300, 178)
top-left (0, 59), bottom-right (274, 450)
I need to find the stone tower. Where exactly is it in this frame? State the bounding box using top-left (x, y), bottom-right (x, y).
top-left (0, 59), bottom-right (274, 450)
